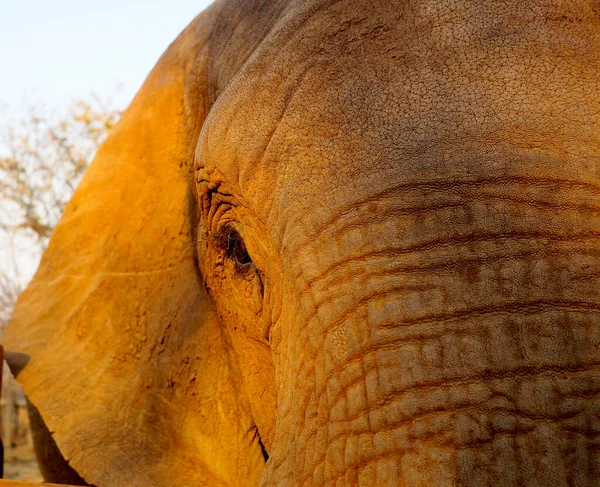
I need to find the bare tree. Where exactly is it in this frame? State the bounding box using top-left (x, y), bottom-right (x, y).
top-left (0, 95), bottom-right (122, 329)
top-left (0, 273), bottom-right (20, 330)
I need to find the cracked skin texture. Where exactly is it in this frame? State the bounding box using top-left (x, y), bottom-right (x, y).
top-left (4, 0), bottom-right (600, 485)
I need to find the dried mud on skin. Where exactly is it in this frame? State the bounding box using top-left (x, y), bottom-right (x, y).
top-left (3, 444), bottom-right (42, 482)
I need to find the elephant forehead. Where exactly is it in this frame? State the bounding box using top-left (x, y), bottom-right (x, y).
top-left (196, 0), bottom-right (600, 225)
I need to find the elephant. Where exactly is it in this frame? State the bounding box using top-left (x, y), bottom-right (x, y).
top-left (4, 0), bottom-right (600, 485)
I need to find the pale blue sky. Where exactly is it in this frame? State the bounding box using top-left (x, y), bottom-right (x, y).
top-left (0, 1), bottom-right (213, 282)
top-left (0, 0), bottom-right (213, 114)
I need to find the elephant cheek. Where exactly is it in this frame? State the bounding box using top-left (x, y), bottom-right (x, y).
top-left (201, 248), bottom-right (277, 451)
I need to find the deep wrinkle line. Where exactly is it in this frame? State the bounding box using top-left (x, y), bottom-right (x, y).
top-left (294, 240), bottom-right (600, 332)
top-left (323, 360), bottom-right (600, 433)
top-left (374, 299), bottom-right (600, 330)
top-left (296, 298), bottom-right (600, 389)
top-left (297, 229), bottom-right (600, 295)
top-left (316, 421), bottom-right (600, 487)
top-left (305, 174), bottom-right (600, 242)
top-left (300, 283), bottom-right (438, 341)
top-left (299, 191), bottom-right (600, 252)
top-left (296, 308), bottom-right (600, 405)
top-left (460, 189), bottom-right (600, 214)
top-left (323, 402), bottom-right (495, 451)
top-left (298, 244), bottom-right (550, 314)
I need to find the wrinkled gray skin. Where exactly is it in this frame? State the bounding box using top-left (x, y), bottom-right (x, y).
top-left (5, 0), bottom-right (600, 486)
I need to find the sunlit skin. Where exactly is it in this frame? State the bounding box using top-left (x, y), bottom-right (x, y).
top-left (4, 0), bottom-right (600, 486)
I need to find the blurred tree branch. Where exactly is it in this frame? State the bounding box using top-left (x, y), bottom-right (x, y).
top-left (0, 94), bottom-right (122, 330)
top-left (0, 271), bottom-right (21, 330)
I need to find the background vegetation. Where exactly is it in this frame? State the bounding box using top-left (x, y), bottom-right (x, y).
top-left (0, 96), bottom-right (122, 329)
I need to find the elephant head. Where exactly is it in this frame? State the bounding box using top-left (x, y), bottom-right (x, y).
top-left (5, 0), bottom-right (600, 485)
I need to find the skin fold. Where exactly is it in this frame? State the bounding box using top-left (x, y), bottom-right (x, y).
top-left (3, 0), bottom-right (600, 485)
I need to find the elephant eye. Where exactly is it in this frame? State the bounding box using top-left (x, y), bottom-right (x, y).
top-left (227, 229), bottom-right (253, 266)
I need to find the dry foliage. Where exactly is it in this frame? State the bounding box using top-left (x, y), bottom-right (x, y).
top-left (0, 96), bottom-right (122, 329)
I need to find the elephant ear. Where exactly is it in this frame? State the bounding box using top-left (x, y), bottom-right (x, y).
top-left (1, 5), bottom-right (266, 487)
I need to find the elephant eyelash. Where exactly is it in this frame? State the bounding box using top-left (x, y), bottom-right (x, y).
top-left (227, 230), bottom-right (253, 267)
top-left (215, 227), bottom-right (254, 269)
